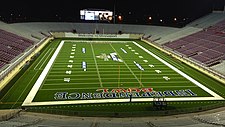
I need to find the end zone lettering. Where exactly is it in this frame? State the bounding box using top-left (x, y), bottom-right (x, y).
top-left (54, 88), bottom-right (197, 100)
top-left (96, 88), bottom-right (154, 93)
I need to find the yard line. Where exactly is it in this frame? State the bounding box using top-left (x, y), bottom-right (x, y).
top-left (109, 43), bottom-right (144, 87)
top-left (44, 82), bottom-right (102, 85)
top-left (45, 78), bottom-right (101, 81)
top-left (44, 81), bottom-right (191, 85)
top-left (34, 48), bottom-right (52, 70)
top-left (47, 73), bottom-right (181, 77)
top-left (40, 85), bottom-right (198, 91)
top-left (90, 43), bottom-right (103, 87)
top-left (45, 78), bottom-right (136, 81)
top-left (38, 49), bottom-right (54, 70)
top-left (45, 77), bottom-right (185, 81)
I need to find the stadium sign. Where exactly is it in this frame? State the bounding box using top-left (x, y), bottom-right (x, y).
top-left (65, 33), bottom-right (130, 38)
top-left (54, 88), bottom-right (197, 100)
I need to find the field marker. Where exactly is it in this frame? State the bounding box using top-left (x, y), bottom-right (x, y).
top-left (70, 56), bottom-right (74, 58)
top-left (65, 71), bottom-right (72, 74)
top-left (82, 61), bottom-right (87, 71)
top-left (155, 70), bottom-right (162, 73)
top-left (163, 76), bottom-right (170, 81)
top-left (90, 43), bottom-right (103, 87)
top-left (67, 65), bottom-right (73, 68)
top-left (64, 78), bottom-right (70, 82)
top-left (82, 48), bottom-right (86, 53)
top-left (139, 56), bottom-right (143, 58)
top-left (68, 60), bottom-right (73, 63)
top-left (143, 60), bottom-right (148, 63)
top-left (148, 64), bottom-right (155, 68)
top-left (120, 48), bottom-right (127, 54)
top-left (133, 61), bottom-right (144, 71)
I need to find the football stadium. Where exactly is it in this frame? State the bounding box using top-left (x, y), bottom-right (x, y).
top-left (0, 0), bottom-right (225, 126)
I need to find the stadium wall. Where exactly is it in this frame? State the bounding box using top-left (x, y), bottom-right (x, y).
top-left (51, 32), bottom-right (143, 39)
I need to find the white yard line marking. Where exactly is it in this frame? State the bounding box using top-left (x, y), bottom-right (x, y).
top-left (49, 73), bottom-right (180, 75)
top-left (132, 41), bottom-right (223, 100)
top-left (40, 85), bottom-right (198, 91)
top-left (23, 97), bottom-right (221, 106)
top-left (22, 41), bottom-right (65, 106)
top-left (109, 43), bottom-right (144, 87)
top-left (34, 49), bottom-right (52, 70)
top-left (90, 43), bottom-right (103, 87)
top-left (43, 81), bottom-right (191, 86)
top-left (38, 49), bottom-right (54, 70)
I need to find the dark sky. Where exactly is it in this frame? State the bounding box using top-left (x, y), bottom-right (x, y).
top-left (0, 0), bottom-right (224, 27)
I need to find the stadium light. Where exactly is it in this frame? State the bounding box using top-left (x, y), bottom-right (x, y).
top-left (118, 15), bottom-right (122, 21)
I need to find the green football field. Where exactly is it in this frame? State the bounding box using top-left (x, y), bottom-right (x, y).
top-left (1, 39), bottom-right (225, 109)
top-left (22, 39), bottom-right (225, 106)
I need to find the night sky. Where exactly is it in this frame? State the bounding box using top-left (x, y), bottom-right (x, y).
top-left (0, 0), bottom-right (224, 27)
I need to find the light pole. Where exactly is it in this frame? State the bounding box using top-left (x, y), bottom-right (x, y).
top-left (113, 0), bottom-right (116, 24)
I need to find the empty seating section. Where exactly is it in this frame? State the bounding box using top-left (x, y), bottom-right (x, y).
top-left (163, 19), bottom-right (225, 66)
top-left (0, 29), bottom-right (34, 69)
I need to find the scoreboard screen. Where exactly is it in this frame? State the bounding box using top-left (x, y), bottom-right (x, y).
top-left (80, 9), bottom-right (113, 21)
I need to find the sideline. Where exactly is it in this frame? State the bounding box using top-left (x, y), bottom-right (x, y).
top-left (22, 41), bottom-right (64, 106)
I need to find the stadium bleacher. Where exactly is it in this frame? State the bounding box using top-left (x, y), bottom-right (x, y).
top-left (163, 19), bottom-right (225, 67)
top-left (0, 29), bottom-right (34, 70)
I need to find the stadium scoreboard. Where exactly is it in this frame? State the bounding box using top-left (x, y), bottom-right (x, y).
top-left (80, 9), bottom-right (113, 21)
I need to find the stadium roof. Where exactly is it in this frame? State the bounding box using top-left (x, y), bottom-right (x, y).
top-left (0, 0), bottom-right (224, 27)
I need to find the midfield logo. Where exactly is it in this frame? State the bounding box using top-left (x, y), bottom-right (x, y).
top-left (54, 88), bottom-right (197, 100)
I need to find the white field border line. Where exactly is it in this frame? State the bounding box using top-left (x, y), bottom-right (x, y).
top-left (22, 41), bottom-right (65, 106)
top-left (23, 97), bottom-right (220, 106)
top-left (132, 41), bottom-right (224, 100)
top-left (65, 40), bottom-right (131, 43)
top-left (40, 86), bottom-right (198, 91)
top-left (22, 40), bottom-right (224, 107)
top-left (37, 49), bottom-right (54, 70)
top-left (34, 48), bottom-right (51, 70)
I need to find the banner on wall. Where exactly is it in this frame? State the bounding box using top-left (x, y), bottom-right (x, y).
top-left (65, 32), bottom-right (130, 38)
